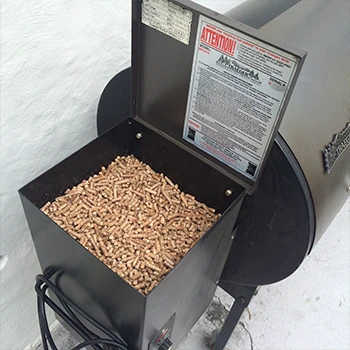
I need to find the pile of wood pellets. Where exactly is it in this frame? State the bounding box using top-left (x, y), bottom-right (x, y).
top-left (41, 155), bottom-right (220, 295)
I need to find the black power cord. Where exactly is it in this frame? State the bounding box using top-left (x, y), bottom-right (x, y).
top-left (35, 274), bottom-right (130, 350)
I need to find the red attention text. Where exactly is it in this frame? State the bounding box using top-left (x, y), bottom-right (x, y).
top-left (200, 25), bottom-right (236, 56)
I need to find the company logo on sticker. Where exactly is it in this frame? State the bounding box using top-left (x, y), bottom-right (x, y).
top-left (268, 77), bottom-right (287, 92)
top-left (217, 54), bottom-right (261, 83)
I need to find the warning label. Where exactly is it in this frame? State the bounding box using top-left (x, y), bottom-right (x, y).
top-left (183, 16), bottom-right (299, 181)
top-left (142, 0), bottom-right (193, 45)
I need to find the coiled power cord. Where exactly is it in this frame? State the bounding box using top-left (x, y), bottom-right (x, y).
top-left (35, 274), bottom-right (130, 350)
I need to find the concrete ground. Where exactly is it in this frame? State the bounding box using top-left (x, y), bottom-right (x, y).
top-left (33, 198), bottom-right (350, 350)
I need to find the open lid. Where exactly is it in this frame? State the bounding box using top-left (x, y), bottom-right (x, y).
top-left (131, 0), bottom-right (307, 194)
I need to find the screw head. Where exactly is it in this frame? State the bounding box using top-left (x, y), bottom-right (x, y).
top-left (225, 189), bottom-right (233, 197)
top-left (136, 132), bottom-right (143, 139)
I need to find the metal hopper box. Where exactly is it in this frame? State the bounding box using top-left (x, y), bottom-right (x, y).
top-left (19, 117), bottom-right (246, 349)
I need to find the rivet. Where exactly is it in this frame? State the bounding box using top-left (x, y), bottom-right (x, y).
top-left (225, 189), bottom-right (233, 197)
top-left (136, 132), bottom-right (143, 140)
top-left (347, 185), bottom-right (350, 193)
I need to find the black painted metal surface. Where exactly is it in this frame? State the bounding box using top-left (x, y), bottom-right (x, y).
top-left (221, 134), bottom-right (313, 286)
top-left (97, 67), bottom-right (131, 135)
top-left (131, 0), bottom-right (306, 193)
top-left (19, 118), bottom-right (245, 350)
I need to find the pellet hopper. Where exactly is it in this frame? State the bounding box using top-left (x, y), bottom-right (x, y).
top-left (19, 1), bottom-right (349, 350)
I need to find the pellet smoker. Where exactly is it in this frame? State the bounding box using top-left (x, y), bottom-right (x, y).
top-left (19, 1), bottom-right (349, 350)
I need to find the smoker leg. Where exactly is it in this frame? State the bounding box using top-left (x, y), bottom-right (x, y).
top-left (213, 283), bottom-right (257, 350)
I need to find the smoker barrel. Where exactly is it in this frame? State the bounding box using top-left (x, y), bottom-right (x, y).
top-left (227, 0), bottom-right (350, 246)
top-left (224, 0), bottom-right (302, 30)
top-left (217, 0), bottom-right (350, 287)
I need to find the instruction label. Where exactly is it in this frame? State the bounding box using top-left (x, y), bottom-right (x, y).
top-left (142, 0), bottom-right (193, 45)
top-left (183, 16), bottom-right (299, 180)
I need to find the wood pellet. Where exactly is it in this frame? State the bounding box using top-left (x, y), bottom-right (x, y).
top-left (41, 155), bottom-right (221, 295)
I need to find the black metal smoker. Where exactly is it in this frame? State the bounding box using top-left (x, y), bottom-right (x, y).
top-left (19, 0), bottom-right (349, 349)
